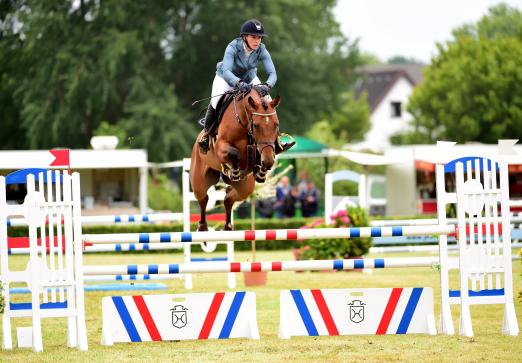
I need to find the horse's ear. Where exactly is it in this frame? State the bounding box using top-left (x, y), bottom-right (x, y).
top-left (271, 96), bottom-right (281, 108)
top-left (247, 96), bottom-right (259, 109)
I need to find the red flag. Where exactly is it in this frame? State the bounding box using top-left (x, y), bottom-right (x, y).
top-left (49, 149), bottom-right (70, 167)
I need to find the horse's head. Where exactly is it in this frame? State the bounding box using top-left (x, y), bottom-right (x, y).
top-left (246, 90), bottom-right (280, 171)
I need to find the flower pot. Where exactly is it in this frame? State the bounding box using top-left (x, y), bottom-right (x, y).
top-left (292, 248), bottom-right (302, 260)
top-left (243, 271), bottom-right (267, 286)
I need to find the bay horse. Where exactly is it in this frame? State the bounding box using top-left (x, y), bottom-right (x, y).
top-left (190, 87), bottom-right (280, 231)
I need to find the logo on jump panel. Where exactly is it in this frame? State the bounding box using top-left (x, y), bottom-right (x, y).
top-left (348, 300), bottom-right (365, 323)
top-left (170, 305), bottom-right (188, 328)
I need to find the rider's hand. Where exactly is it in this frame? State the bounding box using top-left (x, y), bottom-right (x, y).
top-left (237, 81), bottom-right (251, 93)
top-left (257, 83), bottom-right (270, 97)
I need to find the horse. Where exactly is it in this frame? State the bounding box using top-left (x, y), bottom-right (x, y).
top-left (190, 87), bottom-right (280, 231)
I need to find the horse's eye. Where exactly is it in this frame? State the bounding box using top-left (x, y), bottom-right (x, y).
top-left (253, 123), bottom-right (259, 129)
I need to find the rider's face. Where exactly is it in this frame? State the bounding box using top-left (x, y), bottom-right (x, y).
top-left (244, 35), bottom-right (262, 49)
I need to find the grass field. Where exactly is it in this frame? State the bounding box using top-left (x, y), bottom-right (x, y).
top-left (1, 250), bottom-right (521, 362)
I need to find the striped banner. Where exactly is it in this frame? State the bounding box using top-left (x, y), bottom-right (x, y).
top-left (279, 288), bottom-right (436, 338)
top-left (101, 292), bottom-right (259, 345)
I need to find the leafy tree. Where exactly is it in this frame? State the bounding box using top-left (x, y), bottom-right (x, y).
top-left (1, 1), bottom-right (194, 160)
top-left (329, 91), bottom-right (370, 142)
top-left (0, 0), bottom-right (362, 159)
top-left (0, 0), bottom-right (26, 149)
top-left (404, 4), bottom-right (522, 143)
top-left (452, 3), bottom-right (522, 40)
top-left (387, 55), bottom-right (424, 65)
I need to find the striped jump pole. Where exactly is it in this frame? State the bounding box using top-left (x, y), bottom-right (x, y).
top-left (83, 256), bottom-right (439, 276)
top-left (6, 212), bottom-right (183, 227)
top-left (83, 225), bottom-right (455, 244)
top-left (84, 274), bottom-right (183, 282)
top-left (370, 215), bottom-right (522, 227)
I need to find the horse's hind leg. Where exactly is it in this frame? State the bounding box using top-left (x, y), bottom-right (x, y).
top-left (223, 177), bottom-right (255, 231)
top-left (223, 186), bottom-right (236, 231)
top-left (193, 169), bottom-right (220, 232)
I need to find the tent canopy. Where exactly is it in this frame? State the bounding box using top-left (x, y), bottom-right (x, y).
top-left (277, 136), bottom-right (328, 159)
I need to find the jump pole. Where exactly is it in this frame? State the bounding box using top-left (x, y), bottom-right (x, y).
top-left (83, 225), bottom-right (455, 244)
top-left (83, 256), bottom-right (439, 276)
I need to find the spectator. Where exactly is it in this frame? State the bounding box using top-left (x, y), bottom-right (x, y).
top-left (255, 197), bottom-right (275, 218)
top-left (300, 180), bottom-right (320, 217)
top-left (296, 170), bottom-right (310, 195)
top-left (275, 176), bottom-right (296, 218)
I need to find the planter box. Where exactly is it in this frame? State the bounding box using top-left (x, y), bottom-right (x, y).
top-left (243, 271), bottom-right (268, 286)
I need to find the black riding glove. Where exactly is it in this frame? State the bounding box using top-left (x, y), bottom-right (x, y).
top-left (237, 81), bottom-right (252, 93)
top-left (257, 83), bottom-right (271, 97)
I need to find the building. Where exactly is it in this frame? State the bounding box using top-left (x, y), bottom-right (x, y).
top-left (0, 142), bottom-right (149, 213)
top-left (354, 63), bottom-right (425, 150)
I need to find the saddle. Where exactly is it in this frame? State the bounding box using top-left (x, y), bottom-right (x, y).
top-left (211, 92), bottom-right (236, 135)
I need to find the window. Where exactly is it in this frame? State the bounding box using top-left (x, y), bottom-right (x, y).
top-left (390, 101), bottom-right (402, 118)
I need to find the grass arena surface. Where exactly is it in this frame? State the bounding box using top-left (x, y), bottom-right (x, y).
top-left (2, 250), bottom-right (521, 362)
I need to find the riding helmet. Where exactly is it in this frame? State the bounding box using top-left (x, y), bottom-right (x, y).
top-left (240, 19), bottom-right (267, 37)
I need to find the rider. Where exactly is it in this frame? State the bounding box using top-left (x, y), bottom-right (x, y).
top-left (198, 19), bottom-right (294, 154)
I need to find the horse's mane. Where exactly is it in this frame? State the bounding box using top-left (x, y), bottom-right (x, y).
top-left (250, 86), bottom-right (269, 110)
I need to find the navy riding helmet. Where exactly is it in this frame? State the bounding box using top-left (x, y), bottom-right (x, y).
top-left (240, 19), bottom-right (267, 37)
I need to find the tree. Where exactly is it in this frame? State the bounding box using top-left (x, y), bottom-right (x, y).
top-left (387, 55), bottom-right (424, 65)
top-left (404, 4), bottom-right (522, 143)
top-left (0, 1), bottom-right (362, 159)
top-left (452, 3), bottom-right (522, 40)
top-left (0, 1), bottom-right (194, 161)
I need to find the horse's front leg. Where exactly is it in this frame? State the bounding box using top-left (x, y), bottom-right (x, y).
top-left (197, 194), bottom-right (209, 231)
top-left (216, 142), bottom-right (241, 181)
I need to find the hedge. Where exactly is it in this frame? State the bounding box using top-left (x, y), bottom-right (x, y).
top-left (6, 217), bottom-right (317, 252)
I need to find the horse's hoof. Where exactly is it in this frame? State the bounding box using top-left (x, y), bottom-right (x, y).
top-left (229, 172), bottom-right (241, 181)
top-left (198, 222), bottom-right (208, 232)
top-left (229, 169), bottom-right (241, 180)
top-left (223, 223), bottom-right (234, 231)
top-left (255, 176), bottom-right (266, 183)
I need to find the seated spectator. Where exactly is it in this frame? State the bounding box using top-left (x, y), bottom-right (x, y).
top-left (300, 180), bottom-right (320, 217)
top-left (275, 176), bottom-right (296, 218)
top-left (255, 197), bottom-right (275, 218)
top-left (296, 170), bottom-right (310, 195)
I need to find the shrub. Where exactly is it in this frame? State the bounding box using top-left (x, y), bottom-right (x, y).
top-left (299, 206), bottom-right (372, 260)
top-left (0, 284), bottom-right (4, 314)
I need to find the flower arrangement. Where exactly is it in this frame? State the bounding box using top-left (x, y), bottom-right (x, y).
top-left (295, 206), bottom-right (372, 260)
top-left (0, 283), bottom-right (4, 313)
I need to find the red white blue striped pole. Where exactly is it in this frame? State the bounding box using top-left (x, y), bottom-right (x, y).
top-left (83, 225), bottom-right (455, 244)
top-left (6, 212), bottom-right (183, 227)
top-left (83, 257), bottom-right (438, 276)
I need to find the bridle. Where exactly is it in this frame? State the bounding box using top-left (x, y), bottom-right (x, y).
top-left (232, 91), bottom-right (277, 155)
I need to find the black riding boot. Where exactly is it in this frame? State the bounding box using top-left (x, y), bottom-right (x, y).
top-left (275, 137), bottom-right (296, 155)
top-left (198, 104), bottom-right (216, 154)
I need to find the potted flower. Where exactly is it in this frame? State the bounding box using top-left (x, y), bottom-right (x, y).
top-left (299, 206), bottom-right (372, 270)
top-left (293, 218), bottom-right (324, 260)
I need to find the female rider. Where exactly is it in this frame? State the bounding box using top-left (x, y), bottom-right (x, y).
top-left (198, 19), bottom-right (293, 154)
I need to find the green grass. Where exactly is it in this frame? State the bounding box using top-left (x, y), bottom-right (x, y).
top-left (1, 250), bottom-right (521, 362)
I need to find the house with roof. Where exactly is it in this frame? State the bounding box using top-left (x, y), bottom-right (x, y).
top-left (354, 64), bottom-right (425, 150)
